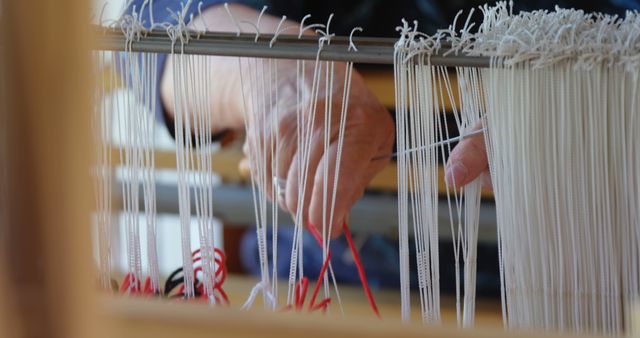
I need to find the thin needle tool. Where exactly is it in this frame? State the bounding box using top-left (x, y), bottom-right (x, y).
top-left (372, 128), bottom-right (485, 161)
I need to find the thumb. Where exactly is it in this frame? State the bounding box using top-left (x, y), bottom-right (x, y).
top-left (445, 130), bottom-right (488, 188)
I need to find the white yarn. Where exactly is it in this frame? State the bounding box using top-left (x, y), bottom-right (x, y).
top-left (98, 5), bottom-right (640, 333)
top-left (232, 7), bottom-right (281, 308)
top-left (241, 281), bottom-right (277, 310)
top-left (396, 20), bottom-right (488, 325)
top-left (140, 51), bottom-right (160, 293)
top-left (397, 3), bottom-right (640, 335)
top-left (394, 28), bottom-right (444, 323)
top-left (478, 6), bottom-right (640, 335)
top-left (453, 67), bottom-right (482, 328)
top-left (103, 0), bottom-right (225, 300)
top-left (236, 13), bottom-right (353, 313)
top-left (394, 25), bottom-right (412, 321)
top-left (190, 53), bottom-right (218, 303)
top-left (114, 14), bottom-right (160, 293)
top-left (96, 3), bottom-right (358, 313)
top-left (168, 16), bottom-right (197, 298)
top-left (240, 54), bottom-right (276, 308)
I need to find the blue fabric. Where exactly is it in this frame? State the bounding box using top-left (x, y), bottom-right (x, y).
top-left (239, 228), bottom-right (402, 289)
top-left (239, 227), bottom-right (503, 294)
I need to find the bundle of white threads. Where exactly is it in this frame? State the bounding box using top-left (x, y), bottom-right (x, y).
top-left (114, 7), bottom-right (160, 293)
top-left (395, 3), bottom-right (640, 335)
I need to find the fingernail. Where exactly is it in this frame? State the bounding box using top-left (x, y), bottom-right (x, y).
top-left (329, 216), bottom-right (347, 239)
top-left (445, 161), bottom-right (468, 186)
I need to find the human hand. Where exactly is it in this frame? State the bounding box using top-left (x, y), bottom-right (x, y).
top-left (444, 122), bottom-right (492, 189)
top-left (240, 63), bottom-right (395, 238)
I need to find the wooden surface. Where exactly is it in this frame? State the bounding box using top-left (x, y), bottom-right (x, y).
top-left (101, 290), bottom-right (591, 338)
top-left (360, 67), bottom-right (462, 113)
top-left (1, 1), bottom-right (98, 338)
top-left (216, 275), bottom-right (504, 327)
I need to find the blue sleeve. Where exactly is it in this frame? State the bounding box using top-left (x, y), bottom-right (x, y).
top-left (126, 0), bottom-right (250, 138)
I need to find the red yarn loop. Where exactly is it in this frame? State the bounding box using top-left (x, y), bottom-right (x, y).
top-left (192, 248), bottom-right (229, 304)
top-left (119, 246), bottom-right (228, 304)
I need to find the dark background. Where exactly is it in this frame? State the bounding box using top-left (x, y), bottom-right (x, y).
top-left (261, 0), bottom-right (640, 36)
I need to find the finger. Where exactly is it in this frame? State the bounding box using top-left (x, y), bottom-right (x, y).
top-left (274, 124), bottom-right (298, 210)
top-left (481, 170), bottom-right (493, 191)
top-left (332, 150), bottom-right (389, 239)
top-left (339, 142), bottom-right (390, 238)
top-left (445, 130), bottom-right (488, 188)
top-left (308, 130), bottom-right (390, 239)
top-left (319, 113), bottom-right (394, 238)
top-left (283, 152), bottom-right (300, 217)
top-left (245, 131), bottom-right (275, 198)
top-left (284, 132), bottom-right (325, 226)
top-left (275, 133), bottom-right (297, 181)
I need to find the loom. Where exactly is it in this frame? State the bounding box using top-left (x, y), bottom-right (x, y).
top-left (2, 1), bottom-right (640, 337)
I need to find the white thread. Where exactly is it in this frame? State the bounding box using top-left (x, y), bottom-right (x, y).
top-left (238, 22), bottom-right (351, 313)
top-left (197, 2), bottom-right (209, 33)
top-left (167, 13), bottom-right (199, 298)
top-left (223, 3), bottom-right (242, 36)
top-left (255, 6), bottom-right (268, 42)
top-left (241, 282), bottom-right (276, 310)
top-left (395, 4), bottom-right (640, 334)
top-left (298, 14), bottom-right (326, 38)
top-left (348, 27), bottom-right (363, 52)
top-left (269, 16), bottom-right (288, 47)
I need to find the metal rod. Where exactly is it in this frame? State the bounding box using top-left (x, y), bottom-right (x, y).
top-left (94, 26), bottom-right (491, 67)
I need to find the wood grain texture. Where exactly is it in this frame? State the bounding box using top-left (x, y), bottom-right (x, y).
top-left (1, 1), bottom-right (98, 337)
top-left (102, 296), bottom-right (592, 338)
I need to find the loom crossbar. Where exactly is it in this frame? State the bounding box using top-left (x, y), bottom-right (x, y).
top-left (94, 26), bottom-right (492, 67)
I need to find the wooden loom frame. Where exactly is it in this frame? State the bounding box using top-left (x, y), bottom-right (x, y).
top-left (0, 1), bottom-right (616, 337)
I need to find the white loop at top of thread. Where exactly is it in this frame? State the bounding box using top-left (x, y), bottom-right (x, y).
top-left (223, 2), bottom-right (242, 36)
top-left (254, 6), bottom-right (268, 42)
top-left (348, 27), bottom-right (363, 52)
top-left (269, 16), bottom-right (288, 47)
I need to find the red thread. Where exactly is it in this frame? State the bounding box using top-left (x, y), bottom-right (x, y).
top-left (295, 276), bottom-right (309, 309)
top-left (281, 274), bottom-right (331, 313)
top-left (142, 276), bottom-right (156, 294)
top-left (343, 223), bottom-right (380, 318)
top-left (310, 298), bottom-right (331, 313)
top-left (191, 247), bottom-right (229, 304)
top-left (307, 249), bottom-right (332, 310)
top-left (308, 222), bottom-right (380, 318)
top-left (280, 227), bottom-right (332, 314)
top-left (123, 247), bottom-right (229, 303)
top-left (119, 273), bottom-right (141, 294)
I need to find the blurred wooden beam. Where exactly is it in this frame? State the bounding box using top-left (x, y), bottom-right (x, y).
top-left (2, 1), bottom-right (98, 338)
top-left (102, 297), bottom-right (589, 338)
